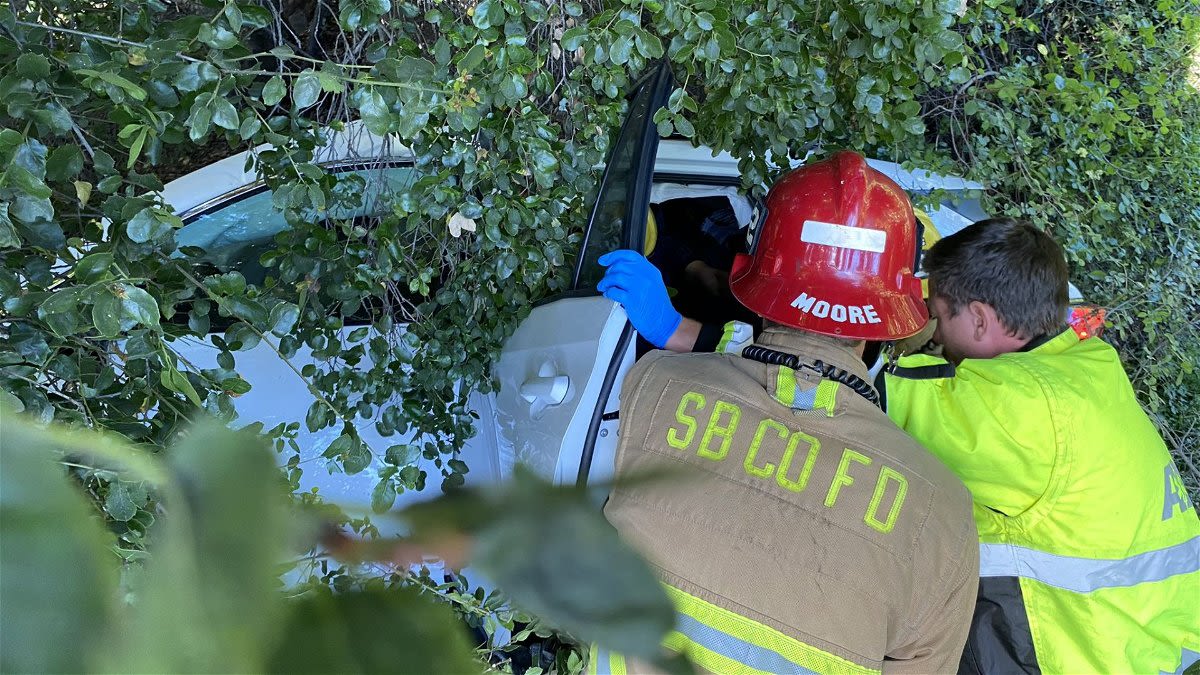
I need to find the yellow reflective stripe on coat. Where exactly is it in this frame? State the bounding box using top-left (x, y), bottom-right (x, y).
top-left (662, 585), bottom-right (878, 674)
top-left (590, 586), bottom-right (879, 675)
top-left (772, 366), bottom-right (838, 417)
top-left (587, 646), bottom-right (627, 675)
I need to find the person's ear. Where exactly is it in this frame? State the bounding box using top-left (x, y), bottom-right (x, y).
top-left (967, 301), bottom-right (990, 341)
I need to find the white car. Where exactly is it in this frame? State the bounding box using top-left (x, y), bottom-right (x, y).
top-left (168, 62), bottom-right (1006, 512)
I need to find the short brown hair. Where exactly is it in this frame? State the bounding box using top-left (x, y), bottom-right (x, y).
top-left (924, 218), bottom-right (1069, 338)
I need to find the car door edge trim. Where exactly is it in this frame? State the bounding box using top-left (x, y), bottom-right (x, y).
top-left (575, 323), bottom-right (635, 487)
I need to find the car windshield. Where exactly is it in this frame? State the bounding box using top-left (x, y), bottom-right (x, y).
top-left (175, 164), bottom-right (416, 283)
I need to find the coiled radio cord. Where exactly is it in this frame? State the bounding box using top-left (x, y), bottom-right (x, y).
top-left (741, 345), bottom-right (881, 408)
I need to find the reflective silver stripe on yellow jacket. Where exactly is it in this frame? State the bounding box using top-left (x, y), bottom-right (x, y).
top-left (979, 535), bottom-right (1200, 593)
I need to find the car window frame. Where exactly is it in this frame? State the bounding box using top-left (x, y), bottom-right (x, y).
top-left (570, 60), bottom-right (675, 291)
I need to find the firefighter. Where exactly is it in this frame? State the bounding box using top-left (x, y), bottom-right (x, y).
top-left (884, 218), bottom-right (1200, 674)
top-left (593, 151), bottom-right (978, 673)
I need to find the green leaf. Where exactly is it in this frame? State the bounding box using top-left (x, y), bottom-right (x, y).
top-left (343, 437), bottom-right (372, 475)
top-left (14, 219), bottom-right (64, 250)
top-left (560, 27), bottom-right (586, 52)
top-left (610, 35), bottom-right (633, 65)
top-left (315, 71), bottom-right (344, 93)
top-left (46, 145), bottom-right (84, 182)
top-left (10, 193), bottom-right (54, 225)
top-left (211, 98), bottom-right (239, 130)
top-left (354, 89), bottom-right (389, 135)
top-left (126, 208), bottom-right (166, 243)
top-left (127, 127), bottom-right (148, 169)
top-left (499, 73), bottom-right (527, 101)
top-left (161, 366), bottom-right (203, 406)
top-left (16, 53), bottom-right (51, 79)
top-left (293, 72), bottom-right (320, 108)
top-left (0, 206), bottom-right (18, 248)
top-left (401, 467), bottom-right (675, 658)
top-left (200, 23), bottom-right (239, 50)
top-left (388, 57), bottom-right (435, 82)
top-left (268, 302), bottom-right (300, 336)
top-left (266, 588), bottom-right (478, 673)
top-left (114, 424), bottom-right (294, 673)
top-left (205, 271), bottom-right (247, 296)
top-left (238, 116), bottom-right (262, 141)
top-left (221, 296), bottom-right (268, 325)
top-left (37, 288), bottom-right (81, 336)
top-left (472, 0), bottom-right (495, 29)
top-left (186, 101), bottom-right (213, 142)
top-left (0, 422), bottom-right (116, 674)
top-left (225, 4), bottom-right (244, 31)
top-left (92, 291), bottom-right (122, 337)
top-left (261, 75), bottom-right (286, 106)
top-left (76, 68), bottom-right (147, 101)
top-left (433, 37), bottom-right (451, 66)
top-left (12, 139), bottom-right (47, 179)
top-left (219, 376), bottom-right (251, 395)
top-left (104, 480), bottom-right (141, 522)
top-left (371, 478), bottom-right (397, 513)
top-left (121, 285), bottom-right (161, 328)
top-left (306, 401), bottom-right (332, 433)
top-left (385, 444), bottom-right (421, 466)
top-left (459, 44), bottom-right (487, 72)
top-left (399, 465), bottom-right (422, 489)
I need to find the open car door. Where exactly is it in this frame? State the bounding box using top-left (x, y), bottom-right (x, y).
top-left (492, 61), bottom-right (674, 487)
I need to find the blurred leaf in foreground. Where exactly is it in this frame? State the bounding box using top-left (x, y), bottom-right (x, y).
top-left (0, 415), bottom-right (117, 674)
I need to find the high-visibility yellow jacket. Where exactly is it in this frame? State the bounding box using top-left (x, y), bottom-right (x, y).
top-left (885, 327), bottom-right (1200, 674)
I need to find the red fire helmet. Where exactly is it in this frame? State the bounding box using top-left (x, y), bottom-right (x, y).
top-left (729, 151), bottom-right (927, 341)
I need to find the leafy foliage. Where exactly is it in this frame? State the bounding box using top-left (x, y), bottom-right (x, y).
top-left (0, 0), bottom-right (1196, 670)
top-left (917, 0), bottom-right (1200, 494)
top-left (0, 416), bottom-right (675, 673)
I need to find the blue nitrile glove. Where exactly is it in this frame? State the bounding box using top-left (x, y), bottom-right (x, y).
top-left (597, 249), bottom-right (682, 349)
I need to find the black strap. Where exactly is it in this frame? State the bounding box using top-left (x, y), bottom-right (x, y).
top-left (693, 321), bottom-right (726, 353)
top-left (887, 361), bottom-right (957, 380)
top-left (1017, 331), bottom-right (1057, 353)
top-left (741, 345), bottom-right (881, 408)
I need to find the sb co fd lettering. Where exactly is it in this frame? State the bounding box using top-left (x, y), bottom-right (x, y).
top-left (667, 391), bottom-right (908, 534)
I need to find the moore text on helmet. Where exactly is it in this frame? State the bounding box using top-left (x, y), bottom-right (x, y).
top-left (790, 292), bottom-right (883, 325)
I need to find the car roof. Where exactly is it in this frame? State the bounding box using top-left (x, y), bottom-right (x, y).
top-left (654, 139), bottom-right (984, 193)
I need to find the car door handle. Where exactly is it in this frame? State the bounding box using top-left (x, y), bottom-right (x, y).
top-left (520, 361), bottom-right (569, 407)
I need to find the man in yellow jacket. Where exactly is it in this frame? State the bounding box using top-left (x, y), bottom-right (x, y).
top-left (885, 218), bottom-right (1200, 674)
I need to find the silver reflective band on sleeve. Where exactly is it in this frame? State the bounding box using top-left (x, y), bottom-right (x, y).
top-left (592, 648), bottom-right (611, 675)
top-left (675, 613), bottom-right (820, 674)
top-left (979, 536), bottom-right (1200, 593)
